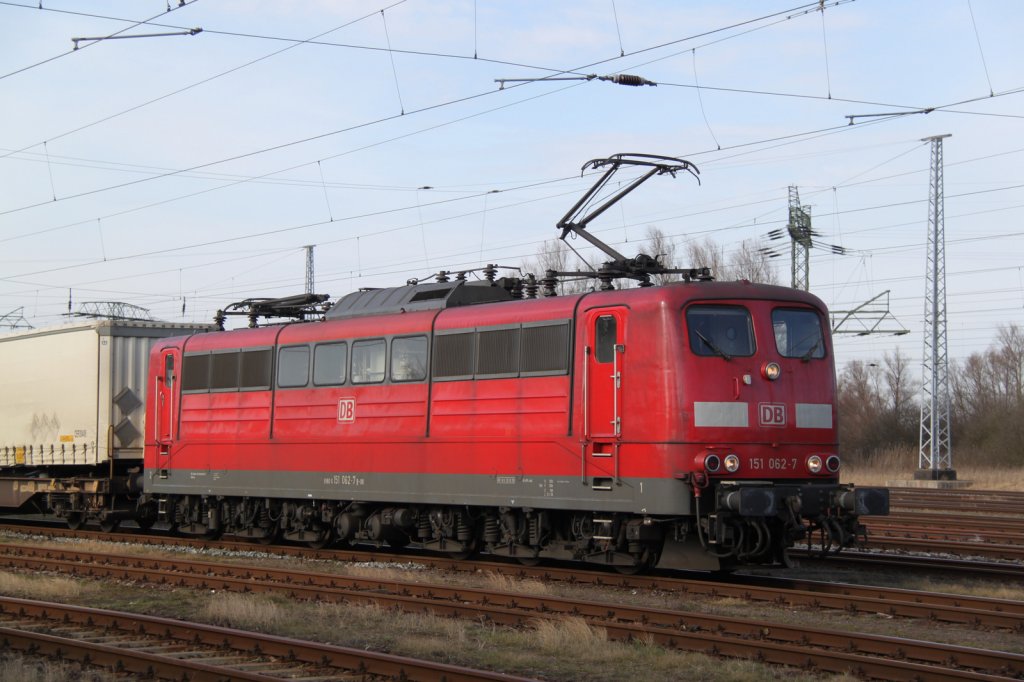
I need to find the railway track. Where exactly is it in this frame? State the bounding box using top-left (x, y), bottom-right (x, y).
top-left (0, 595), bottom-right (529, 682)
top-left (3, 523), bottom-right (1023, 628)
top-left (0, 541), bottom-right (1022, 680)
top-left (888, 488), bottom-right (1024, 516)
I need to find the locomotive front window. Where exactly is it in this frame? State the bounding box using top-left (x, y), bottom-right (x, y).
top-left (277, 346), bottom-right (310, 388)
top-left (352, 339), bottom-right (386, 384)
top-left (772, 308), bottom-right (826, 359)
top-left (391, 336), bottom-right (427, 382)
top-left (313, 342), bottom-right (347, 386)
top-left (686, 305), bottom-right (754, 358)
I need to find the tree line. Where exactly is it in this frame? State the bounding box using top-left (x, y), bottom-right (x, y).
top-left (838, 324), bottom-right (1024, 467)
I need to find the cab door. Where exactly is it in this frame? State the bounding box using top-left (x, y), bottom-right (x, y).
top-left (584, 308), bottom-right (626, 487)
top-left (155, 349), bottom-right (177, 476)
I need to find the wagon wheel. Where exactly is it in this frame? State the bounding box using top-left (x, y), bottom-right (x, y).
top-left (66, 513), bottom-right (84, 531)
top-left (516, 555), bottom-right (541, 567)
top-left (99, 518), bottom-right (121, 533)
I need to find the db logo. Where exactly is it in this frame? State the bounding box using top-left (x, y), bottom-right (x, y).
top-left (337, 398), bottom-right (356, 423)
top-left (759, 403), bottom-right (786, 427)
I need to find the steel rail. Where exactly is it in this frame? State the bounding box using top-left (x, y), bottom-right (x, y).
top-left (0, 544), bottom-right (1021, 680)
top-left (0, 595), bottom-right (534, 682)
top-left (2, 525), bottom-right (1023, 626)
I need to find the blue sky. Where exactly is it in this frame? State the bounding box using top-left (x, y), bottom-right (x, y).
top-left (1, 1), bottom-right (1021, 369)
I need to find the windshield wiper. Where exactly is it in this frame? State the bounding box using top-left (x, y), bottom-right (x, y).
top-left (800, 339), bottom-right (821, 362)
top-left (694, 330), bottom-right (731, 360)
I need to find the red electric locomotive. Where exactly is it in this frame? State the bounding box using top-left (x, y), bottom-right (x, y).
top-left (139, 154), bottom-right (888, 572)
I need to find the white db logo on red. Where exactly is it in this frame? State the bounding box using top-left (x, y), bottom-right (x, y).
top-left (759, 403), bottom-right (786, 427)
top-left (337, 398), bottom-right (356, 423)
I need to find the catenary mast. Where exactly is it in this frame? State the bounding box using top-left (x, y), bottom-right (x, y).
top-left (917, 134), bottom-right (955, 480)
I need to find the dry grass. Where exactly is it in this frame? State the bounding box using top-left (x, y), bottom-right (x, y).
top-left (199, 591), bottom-right (290, 631)
top-left (482, 570), bottom-right (551, 595)
top-left (0, 654), bottom-right (121, 682)
top-left (842, 445), bottom-right (1024, 490)
top-left (0, 570), bottom-right (94, 602)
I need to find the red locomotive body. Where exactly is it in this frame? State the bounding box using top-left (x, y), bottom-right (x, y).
top-left (142, 278), bottom-right (888, 571)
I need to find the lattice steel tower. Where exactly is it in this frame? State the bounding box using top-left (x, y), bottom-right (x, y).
top-left (304, 245), bottom-right (315, 295)
top-left (917, 134), bottom-right (955, 479)
top-left (787, 186), bottom-right (813, 290)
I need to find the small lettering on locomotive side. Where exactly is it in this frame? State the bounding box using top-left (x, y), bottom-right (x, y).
top-left (496, 475), bottom-right (516, 485)
top-left (337, 398), bottom-right (356, 423)
top-left (323, 473), bottom-right (366, 486)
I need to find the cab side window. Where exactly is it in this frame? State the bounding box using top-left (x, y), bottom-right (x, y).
top-left (595, 315), bottom-right (617, 363)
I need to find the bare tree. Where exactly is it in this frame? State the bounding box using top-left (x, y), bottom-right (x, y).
top-left (882, 348), bottom-right (917, 443)
top-left (727, 239), bottom-right (779, 285)
top-left (644, 225), bottom-right (678, 286)
top-left (684, 237), bottom-right (726, 278)
top-left (520, 238), bottom-right (592, 295)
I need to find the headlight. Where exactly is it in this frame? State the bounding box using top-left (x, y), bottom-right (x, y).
top-left (825, 455), bottom-right (841, 473)
top-left (704, 454), bottom-right (721, 473)
top-left (762, 362), bottom-right (781, 381)
top-left (724, 454), bottom-right (741, 473)
top-left (807, 455), bottom-right (823, 474)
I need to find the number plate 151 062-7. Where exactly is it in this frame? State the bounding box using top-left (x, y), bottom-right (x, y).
top-left (747, 457), bottom-right (799, 472)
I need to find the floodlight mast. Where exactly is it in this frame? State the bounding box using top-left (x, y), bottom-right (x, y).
top-left (551, 153), bottom-right (707, 289)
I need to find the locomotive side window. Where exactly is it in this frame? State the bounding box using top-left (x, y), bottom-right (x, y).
top-left (181, 353), bottom-right (211, 392)
top-left (772, 308), bottom-right (825, 359)
top-left (391, 336), bottom-right (428, 382)
top-left (210, 351), bottom-right (240, 391)
top-left (240, 348), bottom-right (272, 389)
top-left (520, 321), bottom-right (570, 375)
top-left (686, 305), bottom-right (755, 358)
top-left (352, 339), bottom-right (386, 384)
top-left (477, 328), bottom-right (519, 377)
top-left (433, 332), bottom-right (475, 379)
top-left (277, 346), bottom-right (310, 388)
top-left (595, 316), bottom-right (617, 363)
top-left (432, 321), bottom-right (571, 381)
top-left (313, 342), bottom-right (347, 386)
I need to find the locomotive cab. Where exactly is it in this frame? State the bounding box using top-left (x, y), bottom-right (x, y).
top-left (675, 283), bottom-right (888, 566)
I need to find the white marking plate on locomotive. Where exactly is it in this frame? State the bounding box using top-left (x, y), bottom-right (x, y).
top-left (693, 402), bottom-right (749, 427)
top-left (796, 403), bottom-right (832, 429)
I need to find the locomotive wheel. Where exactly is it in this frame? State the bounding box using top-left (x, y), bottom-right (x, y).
top-left (66, 513), bottom-right (84, 531)
top-left (135, 516), bottom-right (155, 531)
top-left (516, 556), bottom-right (541, 567)
top-left (614, 549), bottom-right (658, 575)
top-left (99, 518), bottom-right (120, 533)
top-left (447, 540), bottom-right (479, 561)
top-left (307, 530), bottom-right (333, 550)
top-left (257, 525), bottom-right (281, 545)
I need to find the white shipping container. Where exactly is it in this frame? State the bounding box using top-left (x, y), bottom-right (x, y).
top-left (0, 320), bottom-right (212, 468)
